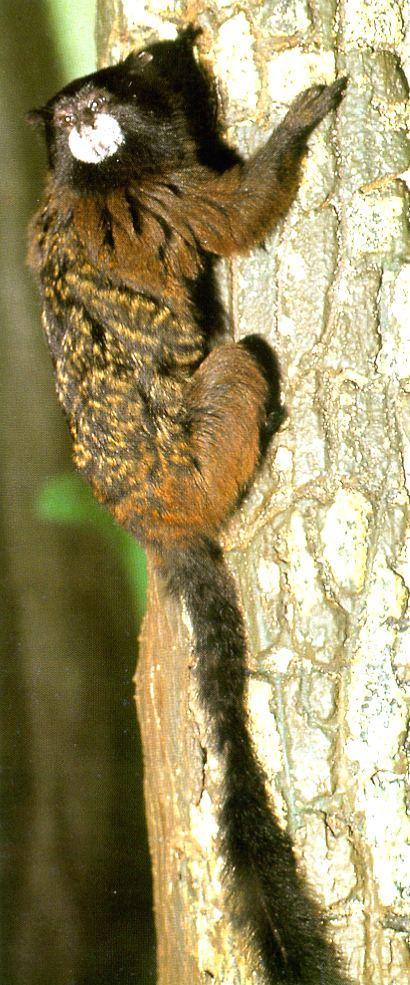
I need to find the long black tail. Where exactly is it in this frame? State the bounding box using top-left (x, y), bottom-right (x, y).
top-left (165, 538), bottom-right (351, 985)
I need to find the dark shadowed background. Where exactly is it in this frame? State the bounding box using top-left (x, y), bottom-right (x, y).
top-left (0, 2), bottom-right (155, 982)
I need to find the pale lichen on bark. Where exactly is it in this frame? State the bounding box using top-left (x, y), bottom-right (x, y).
top-left (97, 1), bottom-right (410, 982)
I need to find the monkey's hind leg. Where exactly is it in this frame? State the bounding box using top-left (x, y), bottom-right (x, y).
top-left (239, 334), bottom-right (285, 454)
top-left (187, 338), bottom-right (283, 527)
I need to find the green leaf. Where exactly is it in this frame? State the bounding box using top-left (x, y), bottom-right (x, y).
top-left (37, 472), bottom-right (147, 625)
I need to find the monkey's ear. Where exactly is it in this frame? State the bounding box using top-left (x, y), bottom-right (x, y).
top-left (178, 24), bottom-right (202, 47)
top-left (26, 107), bottom-right (48, 127)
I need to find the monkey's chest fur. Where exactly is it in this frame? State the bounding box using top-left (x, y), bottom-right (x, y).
top-left (32, 187), bottom-right (206, 525)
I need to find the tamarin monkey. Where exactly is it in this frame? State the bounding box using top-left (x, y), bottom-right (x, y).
top-left (28, 28), bottom-right (350, 985)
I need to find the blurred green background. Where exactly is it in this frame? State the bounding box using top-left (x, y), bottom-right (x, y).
top-left (0, 2), bottom-right (154, 983)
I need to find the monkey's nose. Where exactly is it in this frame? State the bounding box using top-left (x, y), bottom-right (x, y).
top-left (81, 108), bottom-right (95, 126)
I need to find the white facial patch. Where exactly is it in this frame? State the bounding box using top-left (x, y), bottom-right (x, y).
top-left (68, 113), bottom-right (124, 164)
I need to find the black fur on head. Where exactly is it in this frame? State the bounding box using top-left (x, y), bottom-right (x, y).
top-left (28, 28), bottom-right (239, 193)
top-left (27, 42), bottom-right (195, 191)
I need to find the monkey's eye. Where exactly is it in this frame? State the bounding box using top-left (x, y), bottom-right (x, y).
top-left (90, 96), bottom-right (106, 112)
top-left (138, 51), bottom-right (153, 66)
top-left (64, 113), bottom-right (75, 124)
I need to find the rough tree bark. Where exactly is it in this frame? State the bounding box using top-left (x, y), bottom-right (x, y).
top-left (96, 2), bottom-right (410, 983)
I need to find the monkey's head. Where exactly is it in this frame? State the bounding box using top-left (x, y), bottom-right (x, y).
top-left (28, 45), bottom-right (195, 191)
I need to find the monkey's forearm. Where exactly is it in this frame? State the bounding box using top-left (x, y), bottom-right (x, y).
top-left (185, 78), bottom-right (346, 256)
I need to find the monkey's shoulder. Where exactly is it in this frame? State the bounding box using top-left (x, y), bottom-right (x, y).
top-left (30, 179), bottom-right (210, 317)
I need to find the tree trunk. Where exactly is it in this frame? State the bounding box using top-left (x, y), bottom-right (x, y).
top-left (97, 2), bottom-right (410, 983)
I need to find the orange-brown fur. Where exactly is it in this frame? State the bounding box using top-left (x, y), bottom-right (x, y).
top-left (29, 163), bottom-right (276, 554)
top-left (113, 343), bottom-right (267, 543)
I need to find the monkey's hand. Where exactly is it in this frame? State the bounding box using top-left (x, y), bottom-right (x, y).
top-left (282, 77), bottom-right (347, 139)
